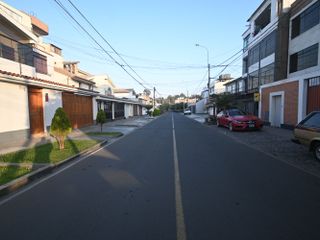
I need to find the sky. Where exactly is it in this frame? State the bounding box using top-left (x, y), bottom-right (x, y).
top-left (4, 0), bottom-right (262, 97)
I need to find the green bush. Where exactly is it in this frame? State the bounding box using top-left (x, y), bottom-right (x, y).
top-left (96, 109), bottom-right (107, 132)
top-left (50, 107), bottom-right (72, 150)
top-left (152, 109), bottom-right (161, 116)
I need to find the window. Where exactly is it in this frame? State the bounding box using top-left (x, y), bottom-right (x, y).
top-left (259, 64), bottom-right (274, 85)
top-left (292, 1), bottom-right (320, 38)
top-left (1, 44), bottom-right (15, 61)
top-left (301, 112), bottom-right (320, 128)
top-left (260, 31), bottom-right (276, 59)
top-left (248, 45), bottom-right (259, 66)
top-left (242, 57), bottom-right (248, 74)
top-left (243, 35), bottom-right (250, 51)
top-left (248, 70), bottom-right (259, 90)
top-left (18, 45), bottom-right (33, 66)
top-left (238, 79), bottom-right (245, 92)
top-left (290, 44), bottom-right (318, 73)
top-left (33, 52), bottom-right (47, 74)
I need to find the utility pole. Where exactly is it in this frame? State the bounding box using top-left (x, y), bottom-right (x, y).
top-left (153, 87), bottom-right (156, 111)
top-left (207, 63), bottom-right (211, 90)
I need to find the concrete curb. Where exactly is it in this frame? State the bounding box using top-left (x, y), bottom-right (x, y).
top-left (0, 139), bottom-right (108, 197)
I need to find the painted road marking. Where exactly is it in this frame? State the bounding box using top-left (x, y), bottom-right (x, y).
top-left (172, 114), bottom-right (187, 240)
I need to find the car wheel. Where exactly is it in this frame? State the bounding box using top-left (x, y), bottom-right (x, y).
top-left (228, 122), bottom-right (233, 131)
top-left (313, 142), bottom-right (320, 161)
top-left (217, 119), bottom-right (220, 127)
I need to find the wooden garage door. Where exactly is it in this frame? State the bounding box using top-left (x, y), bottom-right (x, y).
top-left (28, 87), bottom-right (44, 135)
top-left (307, 77), bottom-right (320, 114)
top-left (62, 92), bottom-right (93, 129)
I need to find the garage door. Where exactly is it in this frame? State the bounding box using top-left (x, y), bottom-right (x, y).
top-left (307, 77), bottom-right (320, 114)
top-left (62, 92), bottom-right (93, 128)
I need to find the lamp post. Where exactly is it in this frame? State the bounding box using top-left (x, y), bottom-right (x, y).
top-left (195, 44), bottom-right (211, 90)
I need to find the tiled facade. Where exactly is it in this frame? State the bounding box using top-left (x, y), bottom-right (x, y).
top-left (261, 81), bottom-right (299, 127)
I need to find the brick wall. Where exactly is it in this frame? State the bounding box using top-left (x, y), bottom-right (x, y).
top-left (261, 81), bottom-right (299, 126)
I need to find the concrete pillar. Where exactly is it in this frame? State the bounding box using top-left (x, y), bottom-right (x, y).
top-left (112, 102), bottom-right (115, 120)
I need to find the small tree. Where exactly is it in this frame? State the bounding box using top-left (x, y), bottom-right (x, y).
top-left (50, 107), bottom-right (72, 150)
top-left (145, 105), bottom-right (153, 116)
top-left (96, 109), bottom-right (107, 132)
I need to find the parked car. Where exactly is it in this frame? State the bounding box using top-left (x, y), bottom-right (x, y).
top-left (184, 109), bottom-right (192, 115)
top-left (216, 109), bottom-right (263, 131)
top-left (292, 111), bottom-right (320, 161)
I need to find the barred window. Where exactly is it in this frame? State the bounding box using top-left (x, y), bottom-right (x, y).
top-left (308, 76), bottom-right (320, 87)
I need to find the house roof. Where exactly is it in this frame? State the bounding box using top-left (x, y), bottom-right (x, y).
top-left (0, 69), bottom-right (98, 95)
top-left (113, 88), bottom-right (130, 93)
top-left (72, 75), bottom-right (95, 85)
top-left (224, 77), bottom-right (243, 86)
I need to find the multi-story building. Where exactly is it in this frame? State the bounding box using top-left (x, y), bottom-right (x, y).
top-left (241, 0), bottom-right (296, 116)
top-left (260, 0), bottom-right (320, 128)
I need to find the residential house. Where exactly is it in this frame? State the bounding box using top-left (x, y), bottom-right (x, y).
top-left (195, 88), bottom-right (209, 114)
top-left (93, 77), bottom-right (144, 119)
top-left (207, 74), bottom-right (233, 115)
top-left (0, 1), bottom-right (95, 146)
top-left (0, 1), bottom-right (145, 147)
top-left (260, 0), bottom-right (320, 128)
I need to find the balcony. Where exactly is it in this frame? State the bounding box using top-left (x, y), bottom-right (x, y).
top-left (253, 4), bottom-right (271, 36)
top-left (0, 34), bottom-right (48, 76)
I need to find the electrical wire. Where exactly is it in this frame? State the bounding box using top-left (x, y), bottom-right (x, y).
top-left (53, 0), bottom-right (149, 90)
top-left (65, 0), bottom-right (151, 88)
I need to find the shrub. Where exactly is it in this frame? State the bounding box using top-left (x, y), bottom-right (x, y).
top-left (50, 107), bottom-right (72, 150)
top-left (96, 109), bottom-right (107, 132)
top-left (152, 109), bottom-right (161, 116)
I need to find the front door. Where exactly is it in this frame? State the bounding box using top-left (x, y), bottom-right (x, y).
top-left (28, 87), bottom-right (44, 135)
top-left (272, 95), bottom-right (282, 127)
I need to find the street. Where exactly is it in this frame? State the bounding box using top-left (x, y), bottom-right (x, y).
top-left (1, 112), bottom-right (320, 240)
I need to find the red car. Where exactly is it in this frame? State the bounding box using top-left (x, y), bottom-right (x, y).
top-left (216, 109), bottom-right (263, 131)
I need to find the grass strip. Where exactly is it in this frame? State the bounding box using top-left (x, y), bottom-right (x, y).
top-left (0, 139), bottom-right (100, 164)
top-left (86, 132), bottom-right (122, 137)
top-left (0, 166), bottom-right (31, 185)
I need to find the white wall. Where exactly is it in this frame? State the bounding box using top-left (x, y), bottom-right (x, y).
top-left (43, 89), bottom-right (62, 129)
top-left (0, 57), bottom-right (35, 76)
top-left (124, 104), bottom-right (134, 118)
top-left (0, 82), bottom-right (30, 133)
top-left (196, 99), bottom-right (207, 114)
top-left (92, 97), bottom-right (98, 121)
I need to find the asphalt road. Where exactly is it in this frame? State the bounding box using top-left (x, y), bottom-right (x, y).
top-left (1, 112), bottom-right (320, 240)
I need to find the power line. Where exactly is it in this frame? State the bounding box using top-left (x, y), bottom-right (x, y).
top-left (65, 0), bottom-right (151, 88)
top-left (53, 0), bottom-right (149, 90)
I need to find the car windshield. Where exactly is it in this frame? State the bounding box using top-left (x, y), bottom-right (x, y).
top-left (228, 109), bottom-right (247, 116)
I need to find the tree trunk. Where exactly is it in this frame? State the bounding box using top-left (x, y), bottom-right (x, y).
top-left (100, 123), bottom-right (103, 132)
top-left (57, 136), bottom-right (65, 150)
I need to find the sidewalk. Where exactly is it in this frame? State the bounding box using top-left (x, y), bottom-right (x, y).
top-left (0, 116), bottom-right (153, 155)
top-left (186, 113), bottom-right (320, 177)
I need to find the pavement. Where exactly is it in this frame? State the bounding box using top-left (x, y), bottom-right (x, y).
top-left (187, 113), bottom-right (320, 177)
top-left (0, 116), bottom-right (154, 155)
top-left (1, 113), bottom-right (320, 239)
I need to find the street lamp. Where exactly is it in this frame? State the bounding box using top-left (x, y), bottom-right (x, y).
top-left (195, 43), bottom-right (211, 90)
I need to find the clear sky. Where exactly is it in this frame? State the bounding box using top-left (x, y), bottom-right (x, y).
top-left (4, 0), bottom-right (262, 97)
